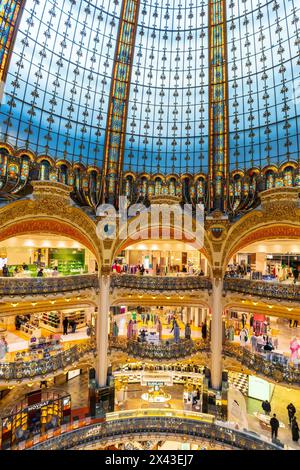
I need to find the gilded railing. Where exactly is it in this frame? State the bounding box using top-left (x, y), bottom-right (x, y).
top-left (110, 274), bottom-right (212, 292)
top-left (0, 340), bottom-right (96, 382)
top-left (29, 409), bottom-right (282, 450)
top-left (223, 342), bottom-right (300, 385)
top-left (223, 278), bottom-right (300, 301)
top-left (0, 274), bottom-right (99, 296)
top-left (109, 336), bottom-right (210, 360)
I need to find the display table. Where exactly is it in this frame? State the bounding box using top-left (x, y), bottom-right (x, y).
top-left (253, 412), bottom-right (285, 431)
top-left (145, 331), bottom-right (160, 345)
top-left (141, 388), bottom-right (171, 403)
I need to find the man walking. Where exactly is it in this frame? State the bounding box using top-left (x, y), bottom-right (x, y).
top-left (287, 403), bottom-right (296, 425)
top-left (270, 414), bottom-right (280, 441)
top-left (63, 317), bottom-right (69, 335)
top-left (262, 399), bottom-right (271, 415)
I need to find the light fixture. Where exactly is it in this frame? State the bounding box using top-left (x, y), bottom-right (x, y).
top-left (152, 296), bottom-right (156, 300)
top-left (50, 300), bottom-right (56, 305)
top-left (31, 302), bottom-right (37, 307)
top-left (11, 303), bottom-right (19, 307)
top-left (180, 296), bottom-right (184, 300)
top-left (287, 308), bottom-right (293, 312)
top-left (76, 297), bottom-right (81, 300)
top-left (65, 298), bottom-right (71, 302)
top-left (253, 302), bottom-right (258, 306)
top-left (268, 305), bottom-right (273, 309)
top-left (166, 296), bottom-right (170, 300)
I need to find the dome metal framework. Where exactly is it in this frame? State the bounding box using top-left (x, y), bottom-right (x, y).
top-left (0, 0), bottom-right (299, 214)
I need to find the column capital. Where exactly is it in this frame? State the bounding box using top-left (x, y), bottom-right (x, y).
top-left (100, 265), bottom-right (111, 276)
top-left (212, 267), bottom-right (224, 281)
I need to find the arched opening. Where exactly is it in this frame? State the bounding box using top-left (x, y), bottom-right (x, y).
top-left (224, 235), bottom-right (300, 361)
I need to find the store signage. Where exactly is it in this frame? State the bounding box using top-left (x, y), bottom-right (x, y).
top-left (26, 400), bottom-right (51, 412)
top-left (146, 381), bottom-right (165, 387)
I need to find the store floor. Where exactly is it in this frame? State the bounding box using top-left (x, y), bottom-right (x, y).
top-left (1, 368), bottom-right (300, 450)
top-left (116, 313), bottom-right (203, 340)
top-left (232, 317), bottom-right (300, 357)
top-left (1, 327), bottom-right (89, 362)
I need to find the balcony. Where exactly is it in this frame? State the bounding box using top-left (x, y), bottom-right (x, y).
top-left (109, 336), bottom-right (210, 360)
top-left (28, 409), bottom-right (283, 450)
top-left (110, 274), bottom-right (212, 293)
top-left (223, 278), bottom-right (300, 302)
top-left (0, 340), bottom-right (96, 383)
top-left (224, 342), bottom-right (300, 386)
top-left (0, 274), bottom-right (99, 297)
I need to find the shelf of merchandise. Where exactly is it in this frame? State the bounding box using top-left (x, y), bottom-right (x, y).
top-left (39, 309), bottom-right (87, 333)
top-left (39, 312), bottom-right (61, 333)
top-left (63, 309), bottom-right (86, 329)
top-left (19, 322), bottom-right (41, 338)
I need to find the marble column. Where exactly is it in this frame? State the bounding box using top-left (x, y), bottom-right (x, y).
top-left (96, 273), bottom-right (111, 388)
top-left (211, 278), bottom-right (223, 390)
top-left (186, 307), bottom-right (191, 323)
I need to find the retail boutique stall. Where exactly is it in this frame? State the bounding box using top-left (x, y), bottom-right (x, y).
top-left (0, 235), bottom-right (97, 277)
top-left (0, 390), bottom-right (71, 449)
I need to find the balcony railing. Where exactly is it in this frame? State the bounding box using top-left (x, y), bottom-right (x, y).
top-left (109, 336), bottom-right (210, 360)
top-left (28, 409), bottom-right (283, 451)
top-left (0, 274), bottom-right (99, 297)
top-left (0, 340), bottom-right (96, 382)
top-left (224, 342), bottom-right (300, 385)
top-left (110, 274), bottom-right (212, 292)
top-left (224, 278), bottom-right (300, 301)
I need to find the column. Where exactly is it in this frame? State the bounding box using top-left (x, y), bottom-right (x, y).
top-left (186, 307), bottom-right (191, 323)
top-left (96, 273), bottom-right (111, 388)
top-left (211, 278), bottom-right (223, 390)
top-left (196, 308), bottom-right (201, 327)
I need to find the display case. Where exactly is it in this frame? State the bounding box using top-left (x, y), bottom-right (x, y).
top-left (39, 312), bottom-right (61, 332)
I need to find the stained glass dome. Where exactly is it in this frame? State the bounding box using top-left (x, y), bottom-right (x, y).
top-left (0, 0), bottom-right (299, 176)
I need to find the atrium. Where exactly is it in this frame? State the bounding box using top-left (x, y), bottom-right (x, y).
top-left (0, 0), bottom-right (299, 453)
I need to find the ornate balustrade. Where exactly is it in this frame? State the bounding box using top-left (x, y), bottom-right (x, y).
top-left (29, 409), bottom-right (283, 450)
top-left (224, 278), bottom-right (300, 301)
top-left (223, 342), bottom-right (300, 385)
top-left (110, 274), bottom-right (212, 293)
top-left (0, 340), bottom-right (96, 383)
top-left (109, 336), bottom-right (210, 360)
top-left (0, 274), bottom-right (99, 297)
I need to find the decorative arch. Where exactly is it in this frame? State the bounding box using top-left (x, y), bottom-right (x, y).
top-left (109, 213), bottom-right (214, 268)
top-left (0, 188), bottom-right (102, 264)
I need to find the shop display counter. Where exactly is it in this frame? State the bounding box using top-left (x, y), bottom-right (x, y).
top-left (253, 412), bottom-right (285, 431)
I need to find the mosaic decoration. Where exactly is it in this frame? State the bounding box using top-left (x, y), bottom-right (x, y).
top-left (0, 0), bottom-right (23, 86)
top-left (102, 0), bottom-right (141, 204)
top-left (208, 0), bottom-right (229, 211)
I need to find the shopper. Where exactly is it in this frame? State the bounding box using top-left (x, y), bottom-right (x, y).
top-left (250, 334), bottom-right (258, 352)
top-left (113, 321), bottom-right (119, 338)
top-left (174, 321), bottom-right (180, 343)
top-left (71, 320), bottom-right (77, 333)
top-left (270, 414), bottom-right (279, 440)
top-left (63, 317), bottom-right (69, 335)
top-left (287, 403), bottom-right (296, 424)
top-left (127, 319), bottom-right (133, 339)
top-left (185, 322), bottom-right (191, 340)
top-left (52, 266), bottom-right (59, 277)
top-left (262, 399), bottom-right (271, 415)
top-left (156, 319), bottom-right (162, 342)
top-left (2, 264), bottom-right (9, 277)
top-left (202, 322), bottom-right (207, 340)
top-left (37, 268), bottom-right (44, 277)
top-left (291, 416), bottom-right (299, 442)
